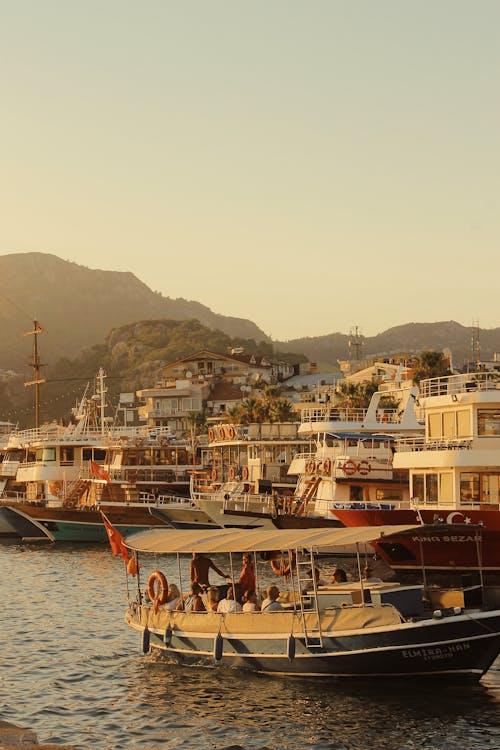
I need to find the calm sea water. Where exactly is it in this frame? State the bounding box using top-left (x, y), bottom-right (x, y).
top-left (1, 543), bottom-right (500, 750)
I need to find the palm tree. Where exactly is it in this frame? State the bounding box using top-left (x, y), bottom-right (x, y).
top-left (413, 351), bottom-right (451, 384)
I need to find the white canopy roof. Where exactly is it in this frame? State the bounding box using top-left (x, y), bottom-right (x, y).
top-left (124, 525), bottom-right (418, 554)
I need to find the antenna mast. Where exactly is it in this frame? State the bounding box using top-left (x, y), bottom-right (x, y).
top-left (24, 320), bottom-right (46, 429)
top-left (348, 326), bottom-right (363, 361)
top-left (471, 320), bottom-right (481, 369)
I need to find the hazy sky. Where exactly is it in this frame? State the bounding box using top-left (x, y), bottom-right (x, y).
top-left (1, 1), bottom-right (499, 341)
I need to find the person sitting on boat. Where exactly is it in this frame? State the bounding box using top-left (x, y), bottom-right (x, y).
top-left (301, 567), bottom-right (327, 594)
top-left (165, 583), bottom-right (182, 610)
top-left (363, 565), bottom-right (383, 583)
top-left (242, 589), bottom-right (261, 613)
top-left (206, 586), bottom-right (220, 612)
top-left (177, 581), bottom-right (206, 612)
top-left (330, 567), bottom-right (348, 584)
top-left (217, 583), bottom-right (243, 613)
top-left (237, 553), bottom-right (256, 596)
top-left (261, 585), bottom-right (283, 612)
top-left (190, 552), bottom-right (227, 591)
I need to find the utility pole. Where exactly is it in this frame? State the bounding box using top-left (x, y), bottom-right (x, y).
top-left (24, 320), bottom-right (46, 429)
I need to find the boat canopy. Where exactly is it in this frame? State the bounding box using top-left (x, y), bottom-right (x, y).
top-left (124, 525), bottom-right (418, 554)
top-left (328, 432), bottom-right (395, 441)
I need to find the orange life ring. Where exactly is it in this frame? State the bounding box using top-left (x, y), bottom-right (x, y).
top-left (229, 466), bottom-right (236, 480)
top-left (228, 425), bottom-right (236, 439)
top-left (358, 460), bottom-right (371, 476)
top-left (323, 458), bottom-right (332, 475)
top-left (306, 459), bottom-right (316, 475)
top-left (208, 428), bottom-right (215, 442)
top-left (270, 550), bottom-right (296, 578)
top-left (218, 426), bottom-right (226, 440)
top-left (147, 570), bottom-right (168, 612)
top-left (342, 459), bottom-right (357, 477)
top-left (242, 466), bottom-right (249, 481)
top-left (211, 468), bottom-right (218, 482)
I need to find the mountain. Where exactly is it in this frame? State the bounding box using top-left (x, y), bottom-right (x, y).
top-left (2, 251), bottom-right (500, 381)
top-left (0, 252), bottom-right (270, 370)
top-left (277, 321), bottom-right (500, 370)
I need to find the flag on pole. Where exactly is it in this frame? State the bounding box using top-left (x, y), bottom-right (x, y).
top-left (90, 461), bottom-right (110, 483)
top-left (101, 511), bottom-right (130, 564)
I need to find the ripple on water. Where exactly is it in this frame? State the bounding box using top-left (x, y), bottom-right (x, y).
top-left (2, 544), bottom-right (500, 749)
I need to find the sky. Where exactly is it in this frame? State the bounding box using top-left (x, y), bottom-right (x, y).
top-left (1, 1), bottom-right (499, 342)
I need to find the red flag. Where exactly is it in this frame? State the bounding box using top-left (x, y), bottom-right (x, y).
top-left (101, 512), bottom-right (130, 564)
top-left (90, 460), bottom-right (110, 483)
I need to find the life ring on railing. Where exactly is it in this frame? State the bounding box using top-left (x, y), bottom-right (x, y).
top-left (147, 570), bottom-right (168, 612)
top-left (242, 466), bottom-right (249, 481)
top-left (341, 459), bottom-right (357, 477)
top-left (208, 427), bottom-right (215, 442)
top-left (270, 550), bottom-right (296, 578)
top-left (322, 458), bottom-right (332, 475)
top-left (211, 468), bottom-right (218, 482)
top-left (218, 426), bottom-right (226, 440)
top-left (228, 425), bottom-right (236, 439)
top-left (305, 459), bottom-right (316, 475)
top-left (229, 466), bottom-right (236, 480)
top-left (358, 460), bottom-right (371, 476)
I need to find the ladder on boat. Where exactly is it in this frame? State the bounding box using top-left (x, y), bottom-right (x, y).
top-left (294, 477), bottom-right (320, 516)
top-left (294, 549), bottom-right (323, 648)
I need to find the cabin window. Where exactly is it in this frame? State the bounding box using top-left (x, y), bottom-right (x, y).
top-left (349, 485), bottom-right (363, 502)
top-left (481, 474), bottom-right (500, 505)
top-left (425, 474), bottom-right (438, 503)
top-left (82, 449), bottom-right (93, 461)
top-left (459, 472), bottom-right (480, 505)
top-left (412, 474), bottom-right (424, 502)
top-left (428, 413), bottom-right (442, 438)
top-left (456, 410), bottom-right (470, 437)
top-left (60, 447), bottom-right (74, 465)
top-left (375, 488), bottom-right (403, 501)
top-left (478, 410), bottom-right (500, 436)
top-left (37, 447), bottom-right (56, 462)
top-left (411, 473), bottom-right (438, 504)
top-left (93, 449), bottom-right (106, 462)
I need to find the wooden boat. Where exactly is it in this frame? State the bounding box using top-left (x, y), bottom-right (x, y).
top-left (123, 526), bottom-right (500, 680)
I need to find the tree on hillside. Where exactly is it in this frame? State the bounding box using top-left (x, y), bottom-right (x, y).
top-left (412, 351), bottom-right (451, 384)
top-left (227, 392), bottom-right (296, 424)
top-left (335, 380), bottom-right (379, 409)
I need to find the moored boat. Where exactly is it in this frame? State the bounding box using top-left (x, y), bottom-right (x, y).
top-left (123, 526), bottom-right (500, 680)
top-left (333, 371), bottom-right (500, 573)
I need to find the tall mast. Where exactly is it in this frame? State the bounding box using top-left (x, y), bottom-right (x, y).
top-left (24, 320), bottom-right (46, 429)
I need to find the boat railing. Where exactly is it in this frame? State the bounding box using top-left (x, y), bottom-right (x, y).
top-left (300, 407), bottom-right (368, 424)
top-left (395, 437), bottom-right (473, 452)
top-left (420, 371), bottom-right (500, 398)
top-left (222, 493), bottom-right (277, 514)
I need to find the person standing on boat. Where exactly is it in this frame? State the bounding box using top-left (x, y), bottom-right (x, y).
top-left (190, 552), bottom-right (227, 590)
top-left (237, 553), bottom-right (256, 596)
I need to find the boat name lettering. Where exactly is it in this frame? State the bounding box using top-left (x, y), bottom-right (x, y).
top-left (410, 535), bottom-right (481, 543)
top-left (402, 643), bottom-right (470, 661)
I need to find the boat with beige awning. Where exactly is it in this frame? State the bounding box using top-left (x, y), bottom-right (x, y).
top-left (123, 525), bottom-right (500, 680)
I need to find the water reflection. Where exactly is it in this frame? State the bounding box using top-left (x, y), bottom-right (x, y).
top-left (1, 544), bottom-right (500, 749)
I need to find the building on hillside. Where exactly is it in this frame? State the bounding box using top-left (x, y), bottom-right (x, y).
top-left (137, 349), bottom-right (297, 434)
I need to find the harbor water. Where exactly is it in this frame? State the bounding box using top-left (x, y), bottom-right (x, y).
top-left (2, 543), bottom-right (500, 750)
